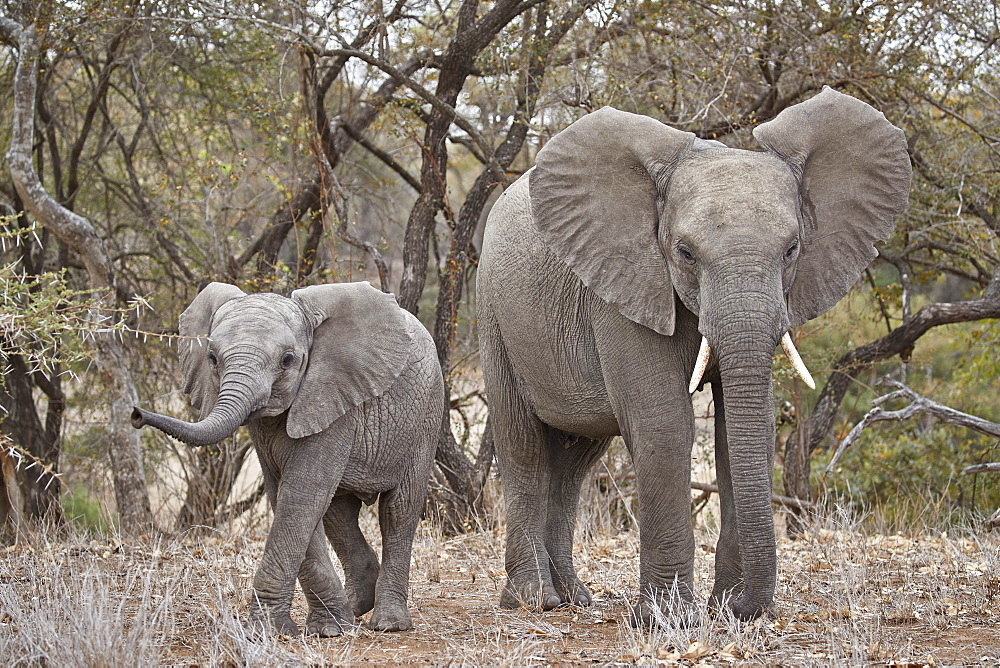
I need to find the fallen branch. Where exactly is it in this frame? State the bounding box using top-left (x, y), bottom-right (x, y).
top-left (827, 379), bottom-right (1000, 475)
top-left (690, 481), bottom-right (815, 511)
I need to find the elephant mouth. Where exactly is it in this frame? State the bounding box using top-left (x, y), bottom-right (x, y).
top-left (244, 403), bottom-right (273, 424)
top-left (688, 332), bottom-right (815, 393)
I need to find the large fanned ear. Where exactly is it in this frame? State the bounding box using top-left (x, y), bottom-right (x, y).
top-left (178, 282), bottom-right (246, 419)
top-left (529, 107), bottom-right (695, 336)
top-left (287, 282), bottom-right (413, 439)
top-left (753, 87), bottom-right (911, 328)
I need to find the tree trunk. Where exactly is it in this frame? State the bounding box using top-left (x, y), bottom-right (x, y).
top-left (396, 0), bottom-right (530, 314)
top-left (0, 445), bottom-right (22, 543)
top-left (0, 356), bottom-right (63, 523)
top-left (396, 2), bottom-right (594, 531)
top-left (2, 18), bottom-right (155, 534)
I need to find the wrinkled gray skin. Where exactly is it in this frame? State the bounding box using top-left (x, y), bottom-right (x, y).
top-left (477, 88), bottom-right (911, 624)
top-left (133, 282), bottom-right (444, 636)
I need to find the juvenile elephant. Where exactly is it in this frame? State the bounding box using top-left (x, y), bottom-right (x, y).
top-left (477, 88), bottom-right (911, 623)
top-left (132, 281), bottom-right (444, 635)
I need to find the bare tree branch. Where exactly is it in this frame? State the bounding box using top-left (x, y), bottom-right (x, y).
top-left (962, 463), bottom-right (1000, 475)
top-left (316, 150), bottom-right (390, 292)
top-left (802, 296), bottom-right (1000, 460)
top-left (237, 53), bottom-right (427, 278)
top-left (827, 379), bottom-right (1000, 474)
top-left (321, 47), bottom-right (505, 180)
top-left (338, 120), bottom-right (422, 192)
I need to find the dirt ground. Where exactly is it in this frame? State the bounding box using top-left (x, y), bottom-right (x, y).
top-left (2, 513), bottom-right (998, 666)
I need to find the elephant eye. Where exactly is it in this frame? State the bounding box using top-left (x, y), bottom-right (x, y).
top-left (207, 351), bottom-right (218, 367)
top-left (785, 241), bottom-right (799, 260)
top-left (280, 351), bottom-right (296, 370)
top-left (677, 243), bottom-right (696, 264)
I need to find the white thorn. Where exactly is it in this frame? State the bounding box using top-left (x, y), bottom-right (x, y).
top-left (781, 332), bottom-right (815, 390)
top-left (689, 336), bottom-right (711, 394)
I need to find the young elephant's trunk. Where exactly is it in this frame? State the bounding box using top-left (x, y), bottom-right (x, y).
top-left (132, 371), bottom-right (265, 446)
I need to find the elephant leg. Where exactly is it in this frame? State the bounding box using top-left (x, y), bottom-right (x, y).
top-left (709, 381), bottom-right (744, 610)
top-left (625, 408), bottom-right (697, 626)
top-left (482, 314), bottom-right (560, 611)
top-left (247, 461), bottom-right (300, 636)
top-left (368, 483), bottom-right (423, 632)
top-left (297, 522), bottom-right (355, 637)
top-left (545, 434), bottom-right (612, 606)
top-left (323, 494), bottom-right (380, 617)
top-left (590, 306), bottom-right (702, 627)
top-left (496, 413), bottom-right (561, 610)
top-left (249, 439), bottom-right (346, 636)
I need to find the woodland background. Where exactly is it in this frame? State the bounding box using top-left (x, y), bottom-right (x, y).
top-left (1, 2), bottom-right (999, 664)
top-left (0, 0), bottom-right (998, 548)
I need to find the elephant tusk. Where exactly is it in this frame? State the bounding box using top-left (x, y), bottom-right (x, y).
top-left (688, 336), bottom-right (711, 394)
top-left (781, 332), bottom-right (816, 390)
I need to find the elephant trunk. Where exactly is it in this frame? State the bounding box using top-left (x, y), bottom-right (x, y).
top-left (701, 273), bottom-right (786, 620)
top-left (132, 369), bottom-right (267, 447)
top-left (714, 340), bottom-right (778, 619)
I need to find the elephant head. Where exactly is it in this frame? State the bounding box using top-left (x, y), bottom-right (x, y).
top-left (528, 87), bottom-right (911, 618)
top-left (132, 282), bottom-right (412, 445)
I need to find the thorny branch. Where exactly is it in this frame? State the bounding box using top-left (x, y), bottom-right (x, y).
top-left (1, 439), bottom-right (62, 492)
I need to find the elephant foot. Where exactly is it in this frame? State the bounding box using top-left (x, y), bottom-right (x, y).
top-left (554, 575), bottom-right (593, 607)
top-left (345, 559), bottom-right (380, 617)
top-left (500, 577), bottom-right (562, 611)
top-left (306, 605), bottom-right (354, 637)
top-left (630, 592), bottom-right (701, 629)
top-left (707, 584), bottom-right (744, 615)
top-left (247, 608), bottom-right (300, 637)
top-left (368, 601), bottom-right (412, 632)
top-left (722, 592), bottom-right (775, 622)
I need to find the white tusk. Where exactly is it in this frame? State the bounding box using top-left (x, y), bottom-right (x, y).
top-left (781, 332), bottom-right (815, 390)
top-left (688, 336), bottom-right (711, 394)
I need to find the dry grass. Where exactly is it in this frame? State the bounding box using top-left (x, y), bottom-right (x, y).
top-left (1, 481), bottom-right (998, 667)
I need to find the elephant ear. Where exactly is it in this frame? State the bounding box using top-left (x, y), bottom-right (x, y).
top-left (178, 282), bottom-right (246, 419)
top-left (530, 107), bottom-right (695, 336)
top-left (753, 87), bottom-right (911, 328)
top-left (287, 282), bottom-right (413, 439)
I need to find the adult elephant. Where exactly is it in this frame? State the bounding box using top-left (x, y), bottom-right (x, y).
top-left (133, 282), bottom-right (444, 635)
top-left (476, 88), bottom-right (911, 623)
